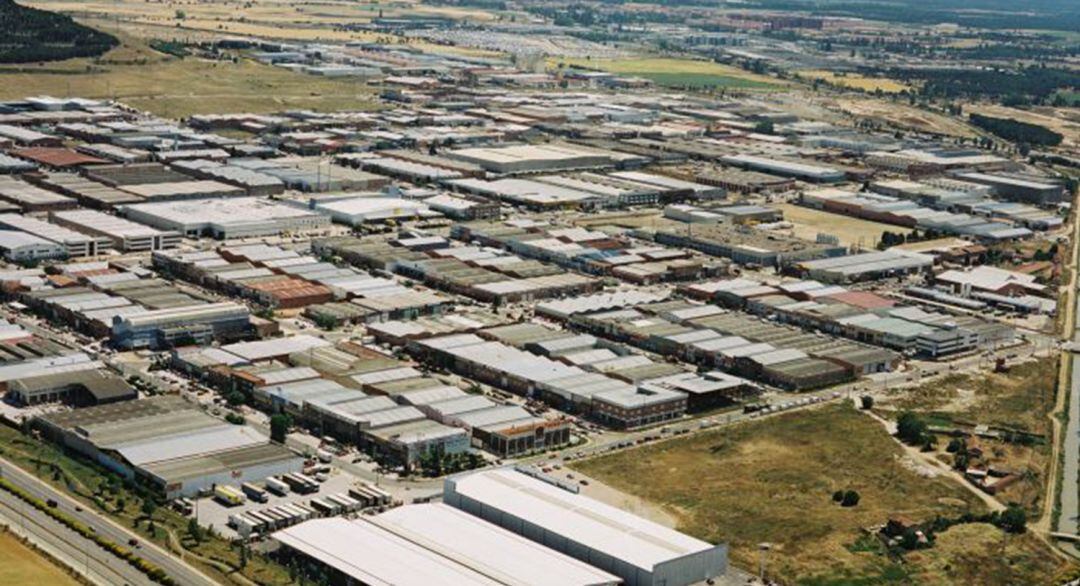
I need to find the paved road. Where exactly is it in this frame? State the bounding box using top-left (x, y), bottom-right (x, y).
top-left (0, 457), bottom-right (219, 586)
top-left (0, 489), bottom-right (153, 586)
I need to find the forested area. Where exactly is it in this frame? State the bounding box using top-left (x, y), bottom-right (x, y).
top-left (0, 0), bottom-right (117, 63)
top-left (969, 113), bottom-right (1064, 147)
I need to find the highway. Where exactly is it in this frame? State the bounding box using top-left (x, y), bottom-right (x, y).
top-left (0, 457), bottom-right (219, 586)
top-left (1054, 205), bottom-right (1080, 551)
top-left (0, 488), bottom-right (153, 586)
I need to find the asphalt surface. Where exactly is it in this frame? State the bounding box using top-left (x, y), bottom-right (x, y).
top-left (0, 457), bottom-right (218, 586)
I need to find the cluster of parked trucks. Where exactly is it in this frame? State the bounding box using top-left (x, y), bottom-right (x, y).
top-left (222, 480), bottom-right (392, 539)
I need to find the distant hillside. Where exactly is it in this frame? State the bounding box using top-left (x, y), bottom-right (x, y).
top-left (0, 0), bottom-right (117, 63)
top-left (745, 0), bottom-right (1080, 32)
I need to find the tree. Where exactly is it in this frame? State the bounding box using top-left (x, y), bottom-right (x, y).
top-left (900, 528), bottom-right (920, 550)
top-left (187, 517), bottom-right (203, 544)
top-left (754, 120), bottom-right (775, 135)
top-left (841, 490), bottom-right (861, 507)
top-left (896, 411), bottom-right (928, 445)
top-left (997, 504), bottom-right (1027, 534)
top-left (832, 490), bottom-right (844, 503)
top-left (115, 498), bottom-right (126, 513)
top-left (270, 414), bottom-right (290, 444)
top-left (224, 390), bottom-right (245, 406)
top-left (141, 500), bottom-right (156, 522)
top-left (860, 395), bottom-right (874, 410)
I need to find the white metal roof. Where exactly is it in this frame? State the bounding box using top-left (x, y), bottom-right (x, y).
top-left (371, 504), bottom-right (620, 586)
top-left (449, 469), bottom-right (717, 572)
top-left (273, 517), bottom-right (504, 586)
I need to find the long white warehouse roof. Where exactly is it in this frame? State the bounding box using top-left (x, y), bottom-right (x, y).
top-left (370, 504), bottom-right (620, 586)
top-left (447, 468), bottom-right (718, 573)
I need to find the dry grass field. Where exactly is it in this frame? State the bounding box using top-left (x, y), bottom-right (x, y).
top-left (550, 57), bottom-right (786, 90)
top-left (0, 35), bottom-right (378, 117)
top-left (801, 70), bottom-right (912, 94)
top-left (573, 403), bottom-right (1027, 583)
top-left (25, 0), bottom-right (499, 45)
top-left (776, 203), bottom-right (909, 249)
top-left (834, 97), bottom-right (979, 138)
top-left (0, 531), bottom-right (82, 585)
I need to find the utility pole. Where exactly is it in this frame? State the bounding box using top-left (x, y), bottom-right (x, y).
top-left (758, 542), bottom-right (771, 584)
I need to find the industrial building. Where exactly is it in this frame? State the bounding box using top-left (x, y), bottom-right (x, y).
top-left (444, 468), bottom-right (727, 586)
top-left (122, 197), bottom-right (332, 239)
top-left (446, 143), bottom-right (624, 175)
top-left (719, 154), bottom-right (845, 183)
top-left (794, 250), bottom-right (935, 284)
top-left (0, 230), bottom-right (67, 262)
top-left (111, 302), bottom-right (252, 349)
top-left (0, 213), bottom-right (109, 257)
top-left (37, 396), bottom-right (304, 499)
top-left (273, 504), bottom-right (620, 586)
top-left (50, 209), bottom-right (181, 251)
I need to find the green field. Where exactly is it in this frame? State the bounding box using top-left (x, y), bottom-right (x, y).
top-left (573, 403), bottom-right (1074, 584)
top-left (551, 57), bottom-right (785, 90)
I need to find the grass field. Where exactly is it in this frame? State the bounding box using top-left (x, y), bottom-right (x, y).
top-left (777, 203), bottom-right (909, 249)
top-left (550, 57), bottom-right (785, 90)
top-left (0, 531), bottom-right (82, 585)
top-left (0, 35), bottom-right (378, 117)
top-left (801, 70), bottom-right (912, 94)
top-left (573, 403), bottom-right (1006, 583)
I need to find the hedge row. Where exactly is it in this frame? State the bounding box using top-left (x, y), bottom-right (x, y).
top-left (0, 477), bottom-right (175, 585)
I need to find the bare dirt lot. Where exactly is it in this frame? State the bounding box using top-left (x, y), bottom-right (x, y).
top-left (776, 203), bottom-right (910, 249)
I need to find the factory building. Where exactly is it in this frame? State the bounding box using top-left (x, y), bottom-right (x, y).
top-left (50, 209), bottom-right (181, 251)
top-left (273, 503), bottom-right (621, 586)
top-left (719, 154), bottom-right (845, 183)
top-left (0, 213), bottom-right (110, 257)
top-left (36, 396), bottom-right (304, 499)
top-left (111, 302), bottom-right (252, 350)
top-left (445, 468), bottom-right (727, 586)
top-left (122, 197), bottom-right (332, 239)
top-left (951, 172), bottom-right (1067, 206)
top-left (0, 230), bottom-right (67, 262)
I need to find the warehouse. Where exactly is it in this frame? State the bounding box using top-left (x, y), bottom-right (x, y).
top-left (794, 250), bottom-right (934, 284)
top-left (720, 154), bottom-right (845, 183)
top-left (0, 230), bottom-right (67, 262)
top-left (445, 468), bottom-right (727, 586)
top-left (30, 172), bottom-right (145, 208)
top-left (50, 209), bottom-right (181, 252)
top-left (422, 193), bottom-right (501, 220)
top-left (7, 369), bottom-right (135, 407)
top-left (111, 302), bottom-right (252, 350)
top-left (654, 222), bottom-right (846, 267)
top-left (0, 175), bottom-right (77, 212)
top-left (310, 195), bottom-right (436, 225)
top-left (274, 504), bottom-right (621, 586)
top-left (446, 143), bottom-right (619, 175)
top-left (122, 197), bottom-right (332, 239)
top-left (364, 418), bottom-right (470, 468)
top-left (951, 172), bottom-right (1066, 205)
top-left (37, 396), bottom-right (303, 499)
top-left (0, 214), bottom-right (108, 257)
